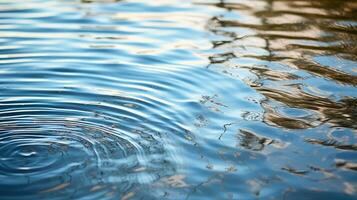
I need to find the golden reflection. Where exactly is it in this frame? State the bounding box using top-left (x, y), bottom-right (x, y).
top-left (40, 182), bottom-right (70, 193)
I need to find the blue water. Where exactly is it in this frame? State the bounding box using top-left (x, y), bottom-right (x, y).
top-left (0, 0), bottom-right (356, 199)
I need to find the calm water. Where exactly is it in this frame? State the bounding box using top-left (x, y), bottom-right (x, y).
top-left (0, 0), bottom-right (356, 199)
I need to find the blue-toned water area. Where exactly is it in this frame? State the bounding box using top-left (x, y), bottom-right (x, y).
top-left (0, 0), bottom-right (356, 199)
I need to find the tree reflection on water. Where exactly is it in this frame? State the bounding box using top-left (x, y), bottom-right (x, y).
top-left (205, 0), bottom-right (357, 130)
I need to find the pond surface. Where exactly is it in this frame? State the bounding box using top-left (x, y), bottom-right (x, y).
top-left (0, 0), bottom-right (356, 199)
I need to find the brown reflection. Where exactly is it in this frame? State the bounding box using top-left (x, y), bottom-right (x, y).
top-left (259, 86), bottom-right (357, 129)
top-left (205, 0), bottom-right (357, 129)
top-left (305, 138), bottom-right (357, 151)
top-left (237, 129), bottom-right (274, 151)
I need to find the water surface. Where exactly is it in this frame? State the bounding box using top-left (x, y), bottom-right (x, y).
top-left (0, 0), bottom-right (356, 199)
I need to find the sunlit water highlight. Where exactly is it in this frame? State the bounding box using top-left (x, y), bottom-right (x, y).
top-left (0, 0), bottom-right (356, 199)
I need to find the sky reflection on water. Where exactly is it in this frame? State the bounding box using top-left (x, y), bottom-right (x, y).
top-left (0, 0), bottom-right (356, 199)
